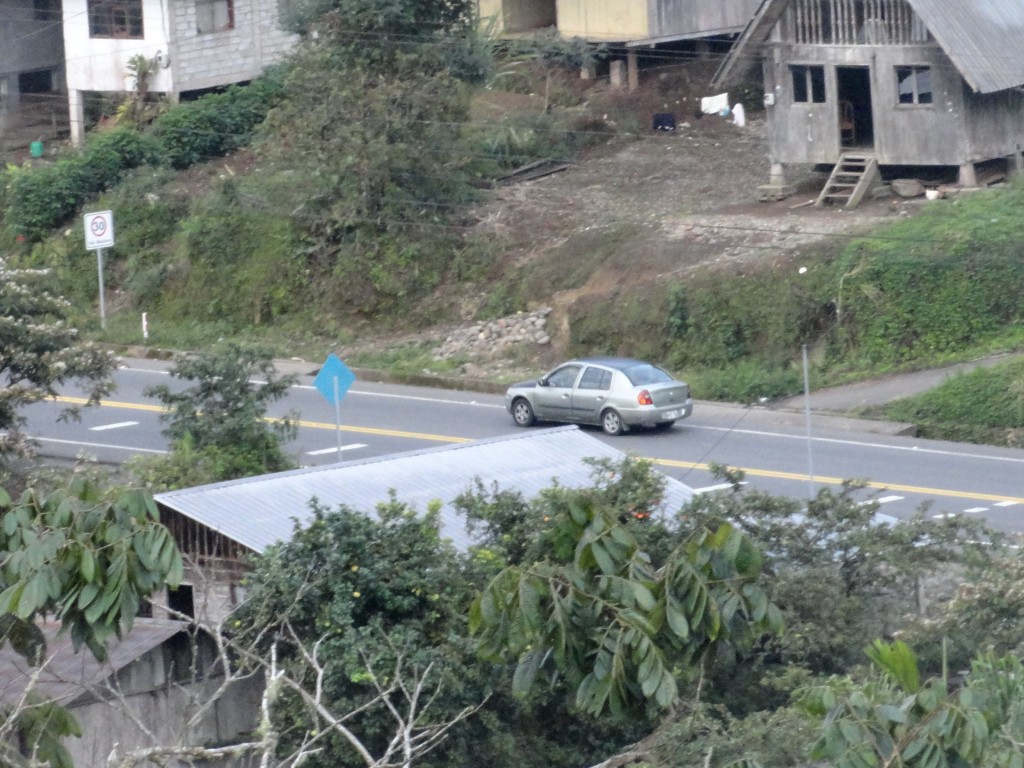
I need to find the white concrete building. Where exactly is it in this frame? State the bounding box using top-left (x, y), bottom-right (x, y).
top-left (58, 0), bottom-right (297, 143)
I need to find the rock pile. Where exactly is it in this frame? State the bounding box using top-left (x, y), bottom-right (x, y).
top-left (434, 307), bottom-right (552, 360)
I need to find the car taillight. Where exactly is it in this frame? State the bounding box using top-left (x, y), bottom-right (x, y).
top-left (637, 390), bottom-right (653, 406)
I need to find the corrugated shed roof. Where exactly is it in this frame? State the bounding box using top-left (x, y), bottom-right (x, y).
top-left (0, 619), bottom-right (185, 707)
top-left (155, 426), bottom-right (695, 554)
top-left (714, 0), bottom-right (1024, 93)
top-left (910, 0), bottom-right (1024, 93)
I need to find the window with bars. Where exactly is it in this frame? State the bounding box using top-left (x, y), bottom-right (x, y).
top-left (792, 65), bottom-right (826, 103)
top-left (896, 65), bottom-right (932, 105)
top-left (196, 0), bottom-right (234, 33)
top-left (88, 0), bottom-right (143, 38)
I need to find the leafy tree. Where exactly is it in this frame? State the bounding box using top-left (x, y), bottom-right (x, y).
top-left (140, 343), bottom-right (298, 484)
top-left (682, 471), bottom-right (996, 689)
top-left (799, 640), bottom-right (1024, 768)
top-left (233, 496), bottom-right (479, 768)
top-left (0, 479), bottom-right (183, 661)
top-left (0, 257), bottom-right (116, 467)
top-left (470, 485), bottom-right (782, 718)
top-left (251, 0), bottom-right (482, 319)
top-left (279, 0), bottom-right (473, 55)
top-left (0, 479), bottom-right (183, 766)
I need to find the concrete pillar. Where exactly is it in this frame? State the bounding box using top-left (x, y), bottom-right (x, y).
top-left (609, 59), bottom-right (626, 90)
top-left (580, 62), bottom-right (595, 81)
top-left (627, 50), bottom-right (639, 92)
top-left (69, 88), bottom-right (85, 146)
top-left (958, 161), bottom-right (977, 187)
top-left (769, 161), bottom-right (787, 187)
top-left (695, 40), bottom-right (711, 60)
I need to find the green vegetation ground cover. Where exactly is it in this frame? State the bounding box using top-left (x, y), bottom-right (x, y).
top-left (882, 356), bottom-right (1024, 447)
top-left (2, 41), bottom-right (1023, 443)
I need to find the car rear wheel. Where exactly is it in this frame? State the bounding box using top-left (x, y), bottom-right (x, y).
top-left (601, 409), bottom-right (625, 436)
top-left (511, 398), bottom-right (536, 427)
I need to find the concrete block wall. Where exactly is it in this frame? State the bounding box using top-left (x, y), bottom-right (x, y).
top-left (172, 0), bottom-right (296, 92)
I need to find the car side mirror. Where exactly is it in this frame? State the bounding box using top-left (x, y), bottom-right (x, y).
top-left (538, 376), bottom-right (549, 387)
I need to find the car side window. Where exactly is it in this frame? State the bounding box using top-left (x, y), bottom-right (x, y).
top-left (547, 365), bottom-right (582, 388)
top-left (578, 366), bottom-right (611, 391)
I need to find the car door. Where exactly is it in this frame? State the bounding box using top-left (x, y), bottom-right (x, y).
top-left (571, 365), bottom-right (613, 425)
top-left (533, 364), bottom-right (582, 421)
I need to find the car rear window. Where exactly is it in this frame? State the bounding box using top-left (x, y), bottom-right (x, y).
top-left (623, 364), bottom-right (673, 386)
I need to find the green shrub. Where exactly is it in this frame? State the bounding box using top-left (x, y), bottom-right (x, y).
top-left (5, 161), bottom-right (91, 241)
top-left (82, 127), bottom-right (162, 189)
top-left (6, 127), bottom-right (161, 241)
top-left (688, 360), bottom-right (804, 403)
top-left (149, 75), bottom-right (285, 169)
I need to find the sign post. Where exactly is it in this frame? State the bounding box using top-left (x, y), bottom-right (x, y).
top-left (83, 211), bottom-right (115, 329)
top-left (313, 353), bottom-right (356, 457)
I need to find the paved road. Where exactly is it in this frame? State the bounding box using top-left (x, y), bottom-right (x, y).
top-left (20, 354), bottom-right (1024, 533)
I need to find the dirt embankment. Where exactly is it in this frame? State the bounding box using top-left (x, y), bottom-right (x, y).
top-left (354, 61), bottom-right (914, 370)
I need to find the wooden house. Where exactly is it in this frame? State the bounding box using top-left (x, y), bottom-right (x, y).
top-left (479, 0), bottom-right (760, 89)
top-left (713, 0), bottom-right (1024, 204)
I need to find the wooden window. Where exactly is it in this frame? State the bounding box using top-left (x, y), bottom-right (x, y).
top-left (88, 0), bottom-right (144, 38)
top-left (792, 65), bottom-right (826, 103)
top-left (196, 0), bottom-right (234, 33)
top-left (896, 65), bottom-right (932, 105)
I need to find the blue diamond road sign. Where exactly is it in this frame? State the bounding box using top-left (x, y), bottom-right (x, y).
top-left (314, 353), bottom-right (356, 405)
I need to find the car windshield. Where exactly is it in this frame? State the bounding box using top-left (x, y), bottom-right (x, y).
top-left (623, 364), bottom-right (673, 386)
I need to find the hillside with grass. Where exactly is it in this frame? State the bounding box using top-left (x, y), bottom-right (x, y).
top-left (1, 8), bottom-right (1023, 445)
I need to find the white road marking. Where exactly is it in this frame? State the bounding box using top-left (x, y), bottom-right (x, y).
top-left (306, 444), bottom-right (368, 456)
top-left (963, 507), bottom-right (988, 514)
top-left (90, 421), bottom-right (139, 431)
top-left (692, 424), bottom-right (1024, 465)
top-left (30, 436), bottom-right (166, 455)
top-left (875, 495), bottom-right (904, 505)
top-left (995, 501), bottom-right (1019, 507)
top-left (692, 482), bottom-right (746, 494)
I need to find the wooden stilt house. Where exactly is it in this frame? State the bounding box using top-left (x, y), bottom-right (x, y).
top-left (714, 0), bottom-right (1024, 205)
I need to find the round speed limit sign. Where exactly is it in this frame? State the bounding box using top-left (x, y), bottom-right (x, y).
top-left (84, 210), bottom-right (115, 250)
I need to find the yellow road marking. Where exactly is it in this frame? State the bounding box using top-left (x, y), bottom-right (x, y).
top-left (56, 396), bottom-right (1022, 504)
top-left (650, 458), bottom-right (1024, 504)
top-left (56, 396), bottom-right (471, 444)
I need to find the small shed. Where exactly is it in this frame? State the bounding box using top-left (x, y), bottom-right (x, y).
top-left (154, 426), bottom-right (695, 623)
top-left (713, 0), bottom-right (1024, 202)
top-left (0, 619), bottom-right (262, 767)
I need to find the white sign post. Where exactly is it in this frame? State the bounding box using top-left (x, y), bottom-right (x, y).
top-left (83, 211), bottom-right (115, 329)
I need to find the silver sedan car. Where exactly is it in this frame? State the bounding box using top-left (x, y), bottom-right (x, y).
top-left (505, 357), bottom-right (693, 435)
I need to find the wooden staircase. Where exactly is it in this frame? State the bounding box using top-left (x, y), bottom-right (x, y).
top-left (815, 153), bottom-right (880, 209)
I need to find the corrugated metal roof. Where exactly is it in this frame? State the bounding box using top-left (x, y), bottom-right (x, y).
top-left (714, 0), bottom-right (1024, 93)
top-left (910, 0), bottom-right (1024, 93)
top-left (155, 426), bottom-right (695, 554)
top-left (0, 619), bottom-right (185, 707)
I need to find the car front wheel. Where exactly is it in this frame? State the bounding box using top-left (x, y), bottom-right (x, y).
top-left (511, 398), bottom-right (536, 427)
top-left (601, 409), bottom-right (625, 436)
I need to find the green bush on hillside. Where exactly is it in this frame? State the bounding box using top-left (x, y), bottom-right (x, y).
top-left (149, 75), bottom-right (285, 169)
top-left (2, 76), bottom-right (284, 242)
top-left (5, 127), bottom-right (159, 241)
